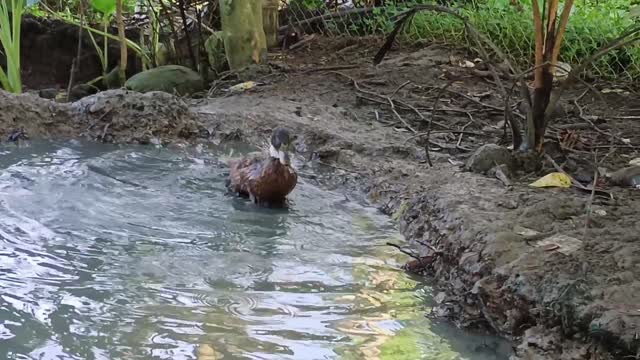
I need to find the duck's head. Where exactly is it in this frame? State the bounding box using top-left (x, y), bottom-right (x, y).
top-left (268, 127), bottom-right (294, 166)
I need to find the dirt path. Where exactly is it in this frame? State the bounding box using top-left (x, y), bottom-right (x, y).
top-left (2, 37), bottom-right (639, 359)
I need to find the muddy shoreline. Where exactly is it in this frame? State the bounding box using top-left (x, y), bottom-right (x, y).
top-left (3, 40), bottom-right (640, 360)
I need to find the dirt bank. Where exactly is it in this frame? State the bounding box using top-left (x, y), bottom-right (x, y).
top-left (2, 38), bottom-right (639, 359)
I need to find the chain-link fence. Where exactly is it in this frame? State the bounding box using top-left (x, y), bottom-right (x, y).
top-left (280, 0), bottom-right (640, 83)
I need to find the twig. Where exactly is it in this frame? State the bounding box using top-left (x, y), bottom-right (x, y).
top-left (66, 0), bottom-right (84, 102)
top-left (100, 122), bottom-right (112, 141)
top-left (158, 0), bottom-right (180, 63)
top-left (317, 160), bottom-right (364, 175)
top-left (573, 97), bottom-right (631, 146)
top-left (185, 12), bottom-right (214, 33)
top-left (390, 80), bottom-right (412, 98)
top-left (290, 34), bottom-right (317, 51)
top-left (424, 85), bottom-right (524, 118)
top-left (424, 81), bottom-right (456, 167)
top-left (394, 98), bottom-right (452, 130)
top-left (336, 43), bottom-right (359, 54)
top-left (177, 0), bottom-right (197, 70)
top-left (305, 64), bottom-right (359, 73)
top-left (544, 153), bottom-right (612, 199)
top-left (583, 151), bottom-right (598, 236)
top-left (386, 242), bottom-right (423, 263)
top-left (86, 108), bottom-right (113, 131)
top-left (546, 26), bottom-right (640, 119)
top-left (414, 239), bottom-right (444, 255)
top-left (332, 71), bottom-right (453, 132)
top-left (457, 118), bottom-right (474, 147)
top-left (388, 98), bottom-right (417, 133)
top-left (372, 4), bottom-right (523, 148)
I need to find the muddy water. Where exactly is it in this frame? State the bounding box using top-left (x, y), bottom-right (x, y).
top-left (0, 140), bottom-right (511, 360)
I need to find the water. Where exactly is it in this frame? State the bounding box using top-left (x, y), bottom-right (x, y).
top-left (0, 140), bottom-right (511, 360)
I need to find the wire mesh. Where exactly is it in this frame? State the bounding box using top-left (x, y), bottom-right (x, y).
top-left (280, 0), bottom-right (640, 84)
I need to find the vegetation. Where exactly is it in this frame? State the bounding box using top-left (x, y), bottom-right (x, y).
top-left (0, 0), bottom-right (34, 93)
top-left (342, 0), bottom-right (640, 80)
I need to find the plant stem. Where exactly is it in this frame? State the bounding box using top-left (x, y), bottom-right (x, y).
top-left (116, 0), bottom-right (127, 85)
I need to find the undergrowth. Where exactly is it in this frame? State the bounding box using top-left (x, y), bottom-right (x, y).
top-left (333, 0), bottom-right (640, 81)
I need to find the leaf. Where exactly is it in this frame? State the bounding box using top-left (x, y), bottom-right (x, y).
top-left (630, 5), bottom-right (640, 18)
top-left (91, 0), bottom-right (116, 15)
top-left (529, 172), bottom-right (572, 188)
top-left (228, 81), bottom-right (257, 93)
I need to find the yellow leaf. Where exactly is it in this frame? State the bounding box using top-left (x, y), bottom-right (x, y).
top-left (228, 81), bottom-right (256, 93)
top-left (529, 172), bottom-right (572, 188)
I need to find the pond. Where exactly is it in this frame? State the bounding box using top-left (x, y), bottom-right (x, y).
top-left (0, 140), bottom-right (512, 359)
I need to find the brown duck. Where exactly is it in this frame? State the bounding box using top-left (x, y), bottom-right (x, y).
top-left (226, 127), bottom-right (298, 205)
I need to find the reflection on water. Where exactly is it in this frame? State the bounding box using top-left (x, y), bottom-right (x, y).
top-left (0, 140), bottom-right (512, 359)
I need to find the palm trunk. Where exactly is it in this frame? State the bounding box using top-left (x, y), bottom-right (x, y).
top-left (220, 0), bottom-right (267, 70)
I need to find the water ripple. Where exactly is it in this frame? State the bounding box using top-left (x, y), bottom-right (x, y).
top-left (0, 141), bottom-right (512, 360)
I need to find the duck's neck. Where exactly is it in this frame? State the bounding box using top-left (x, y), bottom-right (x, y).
top-left (268, 144), bottom-right (279, 159)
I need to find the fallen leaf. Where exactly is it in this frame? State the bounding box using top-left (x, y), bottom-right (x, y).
top-left (529, 172), bottom-right (572, 188)
top-left (514, 226), bottom-right (539, 237)
top-left (470, 90), bottom-right (492, 98)
top-left (594, 209), bottom-right (607, 216)
top-left (535, 234), bottom-right (583, 255)
top-left (541, 243), bottom-right (560, 251)
top-left (601, 88), bottom-right (625, 94)
top-left (459, 60), bottom-right (475, 68)
top-left (228, 81), bottom-right (257, 93)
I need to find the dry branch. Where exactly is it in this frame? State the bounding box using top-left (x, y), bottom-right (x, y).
top-left (372, 4), bottom-right (523, 149)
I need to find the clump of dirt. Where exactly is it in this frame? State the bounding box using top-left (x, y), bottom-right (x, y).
top-left (70, 90), bottom-right (202, 144)
top-left (1, 36), bottom-right (639, 360)
top-left (0, 89), bottom-right (201, 144)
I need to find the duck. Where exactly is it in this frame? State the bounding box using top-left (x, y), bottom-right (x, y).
top-left (226, 127), bottom-right (298, 206)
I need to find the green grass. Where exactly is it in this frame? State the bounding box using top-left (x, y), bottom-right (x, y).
top-left (345, 0), bottom-right (640, 81)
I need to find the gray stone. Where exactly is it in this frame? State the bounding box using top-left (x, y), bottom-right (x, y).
top-left (38, 88), bottom-right (58, 99)
top-left (465, 144), bottom-right (514, 173)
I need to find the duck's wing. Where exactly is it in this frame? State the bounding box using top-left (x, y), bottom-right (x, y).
top-left (227, 153), bottom-right (267, 193)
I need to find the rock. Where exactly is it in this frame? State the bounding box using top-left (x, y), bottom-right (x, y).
top-left (488, 163), bottom-right (512, 186)
top-left (124, 65), bottom-right (204, 96)
top-left (38, 88), bottom-right (58, 99)
top-left (69, 84), bottom-right (99, 102)
top-left (465, 144), bottom-right (514, 174)
top-left (607, 166), bottom-right (640, 188)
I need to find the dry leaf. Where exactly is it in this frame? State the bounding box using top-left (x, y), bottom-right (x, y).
top-left (529, 172), bottom-right (572, 188)
top-left (535, 235), bottom-right (583, 255)
top-left (228, 81), bottom-right (257, 93)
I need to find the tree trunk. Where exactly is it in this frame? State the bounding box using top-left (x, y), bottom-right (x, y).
top-left (220, 0), bottom-right (267, 70)
top-left (116, 0), bottom-right (127, 86)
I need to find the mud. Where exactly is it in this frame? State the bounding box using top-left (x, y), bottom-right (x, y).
top-left (2, 37), bottom-right (639, 359)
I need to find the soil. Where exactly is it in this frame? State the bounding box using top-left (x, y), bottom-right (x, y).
top-left (2, 36), bottom-right (640, 359)
top-left (18, 15), bottom-right (143, 90)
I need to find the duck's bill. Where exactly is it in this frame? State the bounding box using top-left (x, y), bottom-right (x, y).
top-left (278, 151), bottom-right (291, 165)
